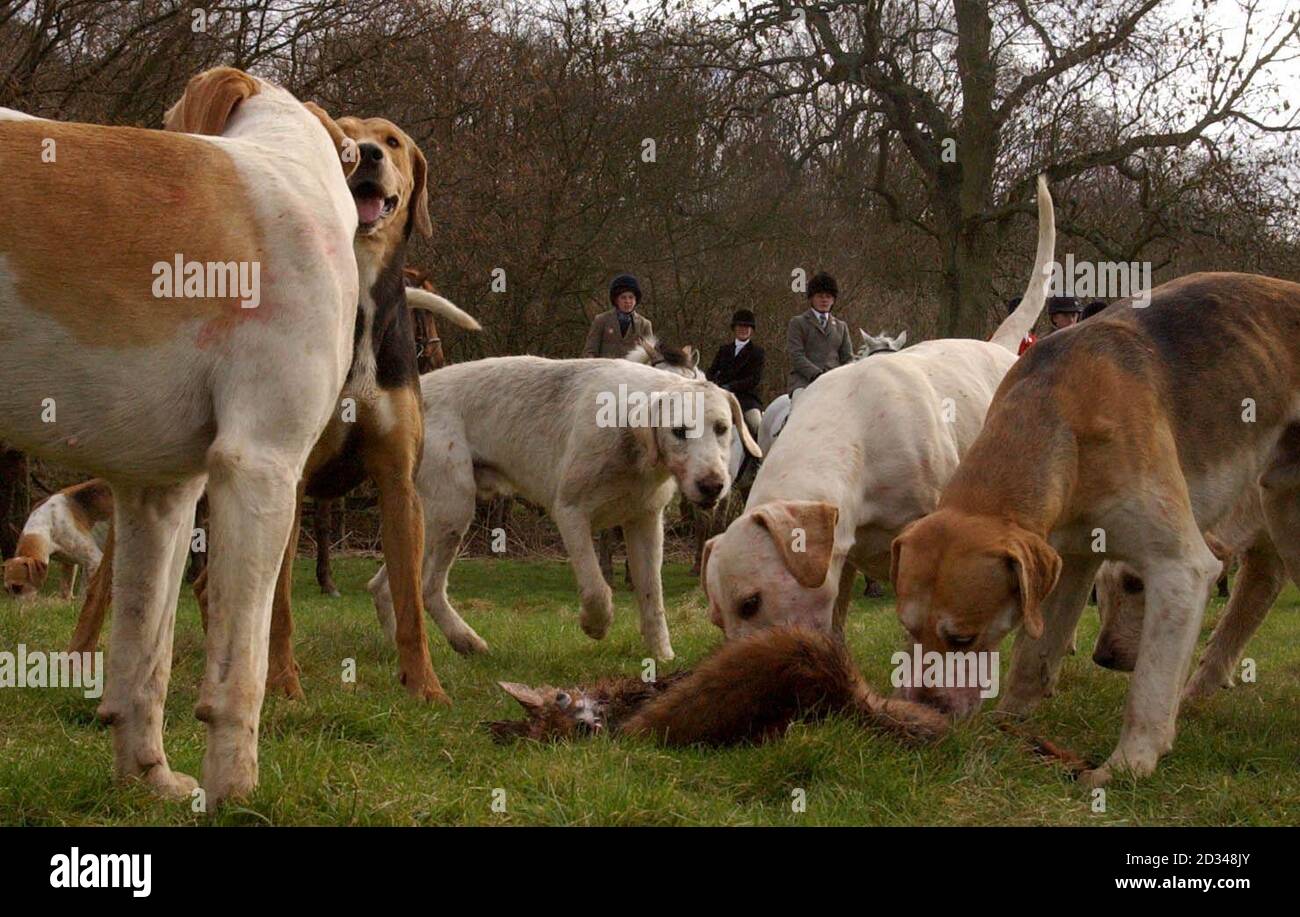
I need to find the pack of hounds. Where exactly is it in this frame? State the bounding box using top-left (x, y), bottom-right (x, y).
top-left (3, 67), bottom-right (1299, 804)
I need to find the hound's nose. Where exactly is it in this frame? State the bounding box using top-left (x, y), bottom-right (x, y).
top-left (1092, 644), bottom-right (1117, 670)
top-left (696, 479), bottom-right (724, 503)
top-left (7, 584), bottom-right (22, 596)
top-left (358, 142), bottom-right (385, 163)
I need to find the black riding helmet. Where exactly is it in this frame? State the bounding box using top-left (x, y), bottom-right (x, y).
top-left (1047, 295), bottom-right (1082, 315)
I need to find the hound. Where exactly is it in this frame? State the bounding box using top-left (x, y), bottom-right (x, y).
top-left (3, 478), bottom-right (111, 600)
top-left (890, 274), bottom-right (1300, 786)
top-left (701, 177), bottom-right (1054, 640)
top-left (0, 67), bottom-right (359, 802)
top-left (367, 356), bottom-right (761, 661)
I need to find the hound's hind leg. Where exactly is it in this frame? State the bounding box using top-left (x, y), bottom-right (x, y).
top-left (97, 477), bottom-right (205, 799)
top-left (196, 441), bottom-right (303, 803)
top-left (1184, 537), bottom-right (1284, 700)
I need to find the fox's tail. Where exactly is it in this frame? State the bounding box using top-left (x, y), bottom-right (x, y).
top-left (621, 628), bottom-right (949, 746)
top-left (989, 174), bottom-right (1055, 353)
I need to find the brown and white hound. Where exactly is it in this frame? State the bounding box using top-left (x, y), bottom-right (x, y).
top-left (1, 67), bottom-right (360, 802)
top-left (891, 273), bottom-right (1300, 785)
top-left (3, 478), bottom-right (111, 600)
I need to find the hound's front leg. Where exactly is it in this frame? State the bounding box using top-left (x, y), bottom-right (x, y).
top-left (365, 413), bottom-right (448, 704)
top-left (1082, 546), bottom-right (1220, 788)
top-left (554, 507), bottom-right (613, 640)
top-left (57, 561), bottom-right (78, 600)
top-left (623, 511), bottom-right (673, 661)
top-left (97, 478), bottom-right (204, 799)
top-left (999, 553), bottom-right (1100, 716)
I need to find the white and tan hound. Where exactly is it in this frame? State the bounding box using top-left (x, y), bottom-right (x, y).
top-left (0, 67), bottom-right (359, 803)
top-left (891, 273), bottom-right (1300, 786)
top-left (3, 478), bottom-right (112, 600)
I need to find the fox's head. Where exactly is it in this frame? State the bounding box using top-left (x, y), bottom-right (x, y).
top-left (485, 682), bottom-right (604, 743)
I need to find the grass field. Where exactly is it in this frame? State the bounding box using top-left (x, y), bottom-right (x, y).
top-left (1, 555), bottom-right (1298, 826)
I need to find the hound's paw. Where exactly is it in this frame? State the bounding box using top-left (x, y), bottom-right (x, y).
top-left (400, 666), bottom-right (452, 706)
top-left (641, 629), bottom-right (674, 661)
top-left (1086, 746), bottom-right (1160, 787)
top-left (579, 594), bottom-right (613, 640)
top-left (1079, 765), bottom-right (1112, 789)
top-left (447, 628), bottom-right (489, 656)
top-left (138, 765), bottom-right (200, 800)
top-left (1183, 667), bottom-right (1232, 702)
top-left (266, 666), bottom-right (305, 701)
top-left (201, 765), bottom-right (257, 806)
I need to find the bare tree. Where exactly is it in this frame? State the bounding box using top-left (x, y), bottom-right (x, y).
top-left (655, 0), bottom-right (1300, 336)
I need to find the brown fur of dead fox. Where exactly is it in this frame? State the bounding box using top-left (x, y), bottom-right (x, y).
top-left (487, 627), bottom-right (949, 747)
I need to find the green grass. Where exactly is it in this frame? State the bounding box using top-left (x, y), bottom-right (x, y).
top-left (1, 556), bottom-right (1298, 825)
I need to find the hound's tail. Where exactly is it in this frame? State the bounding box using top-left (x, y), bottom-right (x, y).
top-left (989, 174), bottom-right (1055, 353)
top-left (405, 287), bottom-right (482, 332)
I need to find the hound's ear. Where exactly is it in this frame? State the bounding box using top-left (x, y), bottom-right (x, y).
top-left (1005, 529), bottom-right (1062, 639)
top-left (751, 501), bottom-right (838, 588)
top-left (890, 530), bottom-right (908, 591)
top-left (164, 66), bottom-right (259, 136)
top-left (895, 330), bottom-right (907, 347)
top-left (725, 391), bottom-right (762, 459)
top-left (699, 535), bottom-right (715, 590)
top-left (18, 556), bottom-right (48, 588)
top-left (303, 102), bottom-right (359, 179)
top-left (408, 141), bottom-right (433, 238)
top-left (632, 423), bottom-right (659, 468)
top-left (498, 682), bottom-right (545, 713)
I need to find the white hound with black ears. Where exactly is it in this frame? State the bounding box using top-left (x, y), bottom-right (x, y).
top-left (368, 355), bottom-right (761, 661)
top-left (0, 67), bottom-right (359, 803)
